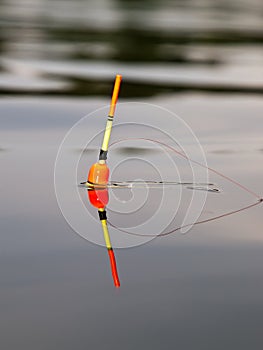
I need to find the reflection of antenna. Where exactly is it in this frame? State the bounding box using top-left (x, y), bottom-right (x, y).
top-left (98, 208), bottom-right (120, 287)
top-left (87, 75), bottom-right (122, 287)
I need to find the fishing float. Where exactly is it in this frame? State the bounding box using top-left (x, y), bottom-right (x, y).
top-left (81, 75), bottom-right (263, 288)
top-left (87, 74), bottom-right (122, 288)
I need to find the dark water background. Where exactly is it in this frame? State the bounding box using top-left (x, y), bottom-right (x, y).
top-left (1, 1), bottom-right (263, 349)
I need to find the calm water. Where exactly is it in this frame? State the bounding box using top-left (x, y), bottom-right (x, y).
top-left (1, 1), bottom-right (263, 349)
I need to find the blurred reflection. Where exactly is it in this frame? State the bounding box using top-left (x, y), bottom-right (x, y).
top-left (0, 0), bottom-right (262, 96)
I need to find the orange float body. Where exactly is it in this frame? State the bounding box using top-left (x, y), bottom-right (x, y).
top-left (88, 163), bottom-right (109, 185)
top-left (87, 163), bottom-right (109, 209)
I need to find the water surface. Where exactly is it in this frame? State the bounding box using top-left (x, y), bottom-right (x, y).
top-left (1, 1), bottom-right (263, 349)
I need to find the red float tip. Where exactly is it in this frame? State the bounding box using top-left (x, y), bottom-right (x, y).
top-left (108, 249), bottom-right (120, 288)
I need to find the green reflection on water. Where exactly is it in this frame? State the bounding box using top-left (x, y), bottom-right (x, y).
top-left (0, 0), bottom-right (262, 97)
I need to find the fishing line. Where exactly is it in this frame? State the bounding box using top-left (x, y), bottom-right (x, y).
top-left (105, 137), bottom-right (262, 238)
top-left (109, 138), bottom-right (261, 200)
top-left (80, 181), bottom-right (219, 192)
